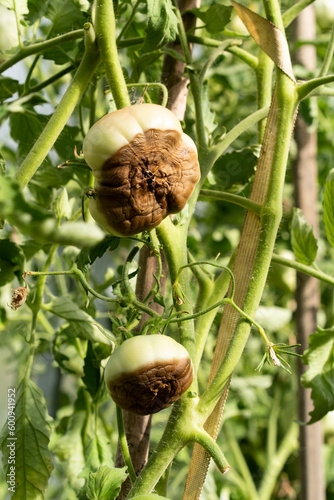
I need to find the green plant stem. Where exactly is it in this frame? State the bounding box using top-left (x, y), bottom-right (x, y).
top-left (199, 189), bottom-right (261, 214)
top-left (156, 218), bottom-right (196, 371)
top-left (198, 71), bottom-right (298, 417)
top-left (20, 65), bottom-right (75, 97)
top-left (297, 74), bottom-right (334, 100)
top-left (194, 256), bottom-right (235, 370)
top-left (117, 0), bottom-right (142, 41)
top-left (126, 397), bottom-right (227, 498)
top-left (27, 266), bottom-right (162, 321)
top-left (25, 245), bottom-right (58, 381)
top-left (271, 253), bottom-right (334, 287)
top-left (126, 401), bottom-right (188, 498)
top-left (208, 105), bottom-right (269, 170)
top-left (258, 423), bottom-right (299, 500)
top-left (263, 0), bottom-right (284, 30)
top-left (0, 29), bottom-right (84, 73)
top-left (126, 82), bottom-right (169, 107)
top-left (282, 0), bottom-right (316, 28)
top-left (224, 422), bottom-right (259, 500)
top-left (116, 406), bottom-right (137, 483)
top-left (24, 54), bottom-right (40, 92)
top-left (173, 4), bottom-right (207, 153)
top-left (14, 24), bottom-right (100, 189)
top-left (93, 0), bottom-right (130, 109)
top-left (226, 45), bottom-right (258, 69)
top-left (256, 51), bottom-right (273, 140)
top-left (319, 23), bottom-right (334, 77)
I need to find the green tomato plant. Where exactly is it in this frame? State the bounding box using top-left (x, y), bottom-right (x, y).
top-left (0, 0), bottom-right (334, 499)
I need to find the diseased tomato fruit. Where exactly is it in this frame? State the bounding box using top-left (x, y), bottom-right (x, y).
top-left (104, 334), bottom-right (193, 415)
top-left (83, 104), bottom-right (200, 236)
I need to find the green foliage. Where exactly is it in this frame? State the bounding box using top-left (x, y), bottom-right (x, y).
top-left (301, 327), bottom-right (334, 424)
top-left (85, 465), bottom-right (127, 500)
top-left (190, 4), bottom-right (233, 34)
top-left (291, 207), bottom-right (318, 265)
top-left (208, 145), bottom-right (260, 192)
top-left (0, 0), bottom-right (334, 498)
top-left (142, 0), bottom-right (178, 53)
top-left (323, 168), bottom-right (334, 247)
top-left (0, 379), bottom-right (53, 499)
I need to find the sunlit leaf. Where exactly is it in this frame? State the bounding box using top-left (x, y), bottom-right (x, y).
top-left (85, 465), bottom-right (127, 500)
top-left (291, 208), bottom-right (318, 265)
top-left (301, 327), bottom-right (334, 424)
top-left (142, 0), bottom-right (178, 53)
top-left (323, 168), bottom-right (334, 247)
top-left (0, 379), bottom-right (53, 499)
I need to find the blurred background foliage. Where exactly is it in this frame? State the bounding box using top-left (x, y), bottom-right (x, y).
top-left (0, 0), bottom-right (334, 498)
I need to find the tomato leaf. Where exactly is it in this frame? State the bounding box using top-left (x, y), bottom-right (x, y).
top-left (0, 379), bottom-right (54, 499)
top-left (190, 3), bottom-right (233, 33)
top-left (301, 327), bottom-right (334, 424)
top-left (291, 208), bottom-right (318, 265)
top-left (45, 0), bottom-right (85, 36)
top-left (85, 465), bottom-right (128, 500)
top-left (323, 168), bottom-right (334, 247)
top-left (82, 341), bottom-right (101, 399)
top-left (44, 296), bottom-right (114, 344)
top-left (142, 0), bottom-right (178, 53)
top-left (76, 236), bottom-right (120, 273)
top-left (0, 238), bottom-right (25, 285)
top-left (79, 435), bottom-right (113, 482)
top-left (209, 145), bottom-right (260, 193)
top-left (0, 76), bottom-right (19, 101)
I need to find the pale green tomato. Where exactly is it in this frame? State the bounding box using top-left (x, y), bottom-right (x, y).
top-left (0, 6), bottom-right (19, 60)
top-left (315, 0), bottom-right (334, 30)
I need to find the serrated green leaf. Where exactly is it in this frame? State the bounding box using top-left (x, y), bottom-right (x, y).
top-left (291, 208), bottom-right (318, 265)
top-left (79, 435), bottom-right (113, 482)
top-left (10, 111), bottom-right (49, 160)
top-left (0, 379), bottom-right (53, 499)
top-left (131, 496), bottom-right (171, 500)
top-left (53, 325), bottom-right (86, 375)
top-left (142, 0), bottom-right (178, 53)
top-left (0, 76), bottom-right (19, 101)
top-left (204, 4), bottom-right (233, 33)
top-left (83, 341), bottom-right (101, 399)
top-left (44, 296), bottom-right (112, 344)
top-left (0, 238), bottom-right (25, 285)
top-left (86, 465), bottom-right (127, 500)
top-left (301, 327), bottom-right (334, 424)
top-left (50, 396), bottom-right (86, 490)
top-left (45, 0), bottom-right (85, 36)
top-left (209, 145), bottom-right (260, 193)
top-left (76, 236), bottom-right (120, 273)
top-left (323, 169), bottom-right (334, 247)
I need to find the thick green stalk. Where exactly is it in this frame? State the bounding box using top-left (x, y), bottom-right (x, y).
top-left (93, 0), bottom-right (130, 109)
top-left (198, 73), bottom-right (298, 417)
top-left (156, 218), bottom-right (196, 372)
top-left (256, 51), bottom-right (273, 140)
top-left (14, 24), bottom-right (100, 189)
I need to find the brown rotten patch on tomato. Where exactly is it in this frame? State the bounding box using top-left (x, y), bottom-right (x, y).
top-left (83, 104), bottom-right (200, 237)
top-left (104, 334), bottom-right (194, 415)
top-left (107, 357), bottom-right (193, 415)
